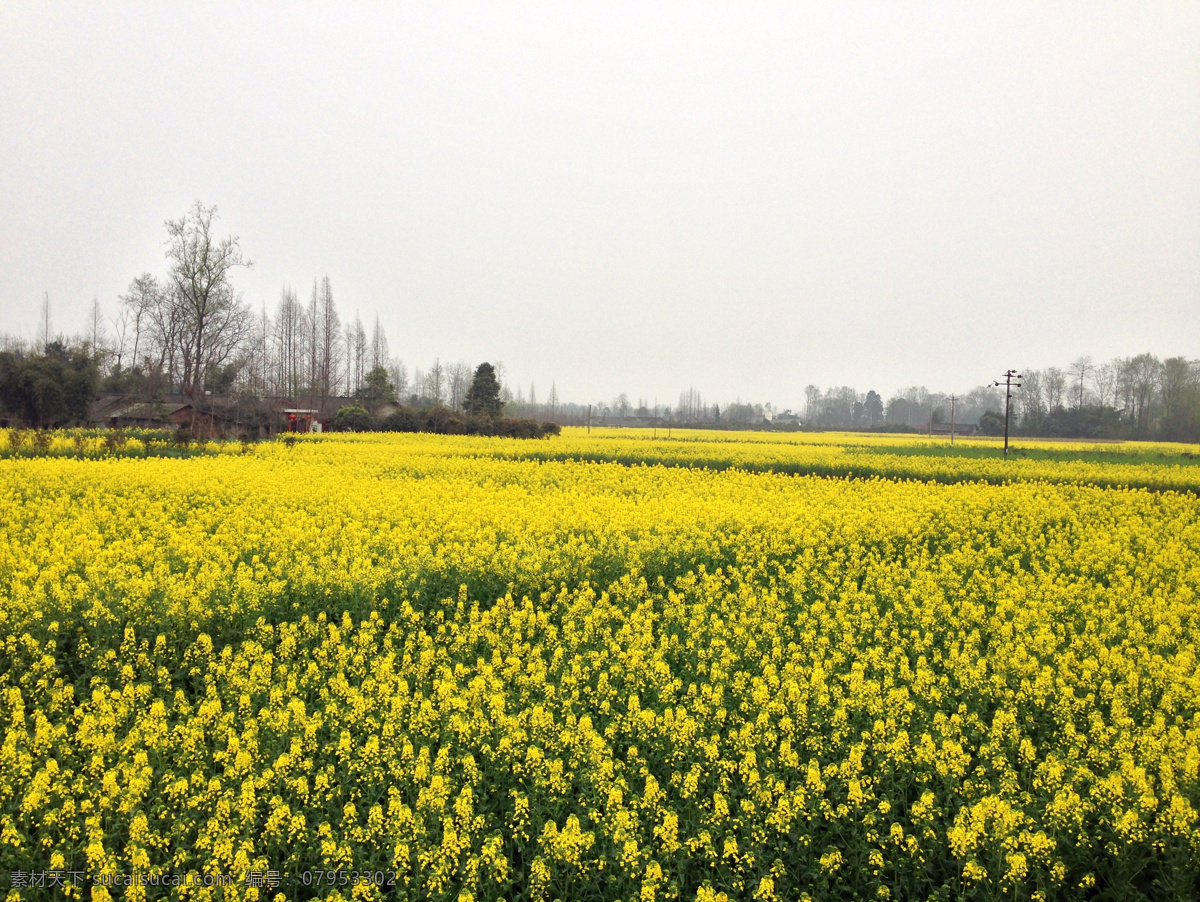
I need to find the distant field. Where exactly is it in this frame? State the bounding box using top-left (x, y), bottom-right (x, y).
top-left (482, 427), bottom-right (1200, 493)
top-left (1, 432), bottom-right (1197, 900)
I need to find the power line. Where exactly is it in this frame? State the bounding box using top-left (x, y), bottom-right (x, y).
top-left (991, 370), bottom-right (1022, 458)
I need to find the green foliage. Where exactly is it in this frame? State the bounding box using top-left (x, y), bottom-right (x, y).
top-left (332, 404), bottom-right (377, 432)
top-left (358, 365), bottom-right (396, 403)
top-left (377, 403), bottom-right (559, 438)
top-left (979, 410), bottom-right (1006, 436)
top-left (0, 342), bottom-right (98, 427)
top-left (464, 362), bottom-right (504, 419)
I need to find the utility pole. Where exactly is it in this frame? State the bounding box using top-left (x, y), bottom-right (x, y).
top-left (991, 370), bottom-right (1022, 457)
top-left (948, 394), bottom-right (958, 446)
top-left (586, 404), bottom-right (591, 434)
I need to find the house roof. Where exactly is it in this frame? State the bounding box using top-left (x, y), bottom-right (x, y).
top-left (109, 402), bottom-right (190, 421)
top-left (90, 394), bottom-right (129, 419)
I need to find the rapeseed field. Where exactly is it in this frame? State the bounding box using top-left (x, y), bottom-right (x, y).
top-left (1, 431), bottom-right (1197, 900)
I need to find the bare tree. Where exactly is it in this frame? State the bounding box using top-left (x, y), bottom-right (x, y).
top-left (87, 297), bottom-right (108, 370)
top-left (447, 361), bottom-right (472, 411)
top-left (677, 387), bottom-right (702, 422)
top-left (317, 276), bottom-right (341, 405)
top-left (426, 358), bottom-right (445, 405)
top-left (1125, 353), bottom-right (1161, 437)
top-left (38, 292), bottom-right (51, 353)
top-left (119, 274), bottom-right (162, 374)
top-left (110, 305), bottom-right (132, 372)
top-left (307, 280), bottom-right (321, 405)
top-left (274, 287), bottom-right (304, 399)
top-left (164, 202), bottom-right (252, 398)
top-left (1068, 356), bottom-right (1093, 409)
top-left (804, 385), bottom-right (821, 423)
top-left (1092, 362), bottom-right (1117, 409)
top-left (1019, 370), bottom-right (1045, 426)
top-left (1044, 367), bottom-right (1066, 413)
top-left (370, 315), bottom-right (388, 372)
top-left (354, 315), bottom-right (367, 392)
top-left (1160, 357), bottom-right (1194, 433)
top-left (343, 321), bottom-right (356, 395)
top-left (388, 358), bottom-right (409, 401)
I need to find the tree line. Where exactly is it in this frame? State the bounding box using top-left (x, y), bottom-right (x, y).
top-left (2, 203), bottom-right (1196, 441)
top-left (793, 353), bottom-right (1200, 442)
top-left (0, 204), bottom-right (565, 430)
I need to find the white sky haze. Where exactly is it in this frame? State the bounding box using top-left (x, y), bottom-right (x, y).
top-left (1, 2), bottom-right (1197, 408)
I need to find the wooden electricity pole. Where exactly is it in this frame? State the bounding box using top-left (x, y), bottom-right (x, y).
top-left (991, 370), bottom-right (1021, 457)
top-left (948, 394), bottom-right (958, 445)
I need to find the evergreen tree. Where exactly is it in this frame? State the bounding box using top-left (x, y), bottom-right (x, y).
top-left (464, 362), bottom-right (503, 419)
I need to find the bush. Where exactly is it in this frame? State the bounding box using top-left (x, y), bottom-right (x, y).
top-left (370, 404), bottom-right (560, 439)
top-left (379, 408), bottom-right (420, 433)
top-left (979, 411), bottom-right (1006, 436)
top-left (332, 404), bottom-right (377, 432)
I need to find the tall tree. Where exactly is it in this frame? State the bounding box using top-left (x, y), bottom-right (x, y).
top-left (389, 358), bottom-right (409, 401)
top-left (426, 358), bottom-right (445, 405)
top-left (1092, 362), bottom-right (1117, 409)
top-left (447, 361), bottom-right (472, 411)
top-left (1044, 367), bottom-right (1067, 413)
top-left (1068, 356), bottom-right (1093, 409)
top-left (864, 390), bottom-right (884, 424)
top-left (463, 362), bottom-right (503, 419)
top-left (804, 385), bottom-right (821, 423)
top-left (164, 202), bottom-right (251, 398)
top-left (317, 276), bottom-right (341, 405)
top-left (87, 297), bottom-right (107, 370)
top-left (274, 287), bottom-right (304, 399)
top-left (118, 274), bottom-right (162, 374)
top-left (353, 315), bottom-right (367, 393)
top-left (39, 292), bottom-right (51, 353)
top-left (1125, 353), bottom-right (1161, 437)
top-left (371, 315), bottom-right (388, 372)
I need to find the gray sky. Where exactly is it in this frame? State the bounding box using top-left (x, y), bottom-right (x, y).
top-left (2, 2), bottom-right (1197, 409)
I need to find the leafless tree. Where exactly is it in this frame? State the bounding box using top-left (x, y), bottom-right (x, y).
top-left (316, 276), bottom-right (341, 405)
top-left (447, 361), bottom-right (471, 411)
top-left (1044, 367), bottom-right (1067, 413)
top-left (87, 297), bottom-right (108, 370)
top-left (1125, 353), bottom-right (1161, 437)
top-left (1019, 370), bottom-right (1045, 424)
top-left (39, 292), bottom-right (51, 353)
top-left (274, 286), bottom-right (304, 399)
top-left (353, 315), bottom-right (367, 392)
top-left (371, 315), bottom-right (388, 372)
top-left (804, 385), bottom-right (821, 423)
top-left (110, 305), bottom-right (132, 372)
top-left (678, 386), bottom-right (702, 421)
top-left (118, 273), bottom-right (162, 374)
top-left (164, 202), bottom-right (252, 398)
top-left (1160, 357), bottom-right (1194, 429)
top-left (426, 358), bottom-right (445, 405)
top-left (1068, 356), bottom-right (1093, 409)
top-left (388, 358), bottom-right (409, 401)
top-left (1091, 362), bottom-right (1117, 408)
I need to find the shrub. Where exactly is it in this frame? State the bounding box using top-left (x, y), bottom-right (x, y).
top-left (332, 404), bottom-right (377, 432)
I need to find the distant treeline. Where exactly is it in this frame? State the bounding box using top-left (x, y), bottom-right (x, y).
top-left (330, 403), bottom-right (560, 439)
top-left (794, 354), bottom-right (1200, 442)
top-left (3, 203), bottom-right (1195, 441)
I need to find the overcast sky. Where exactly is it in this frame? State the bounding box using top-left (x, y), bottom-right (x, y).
top-left (1, 3), bottom-right (1197, 408)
